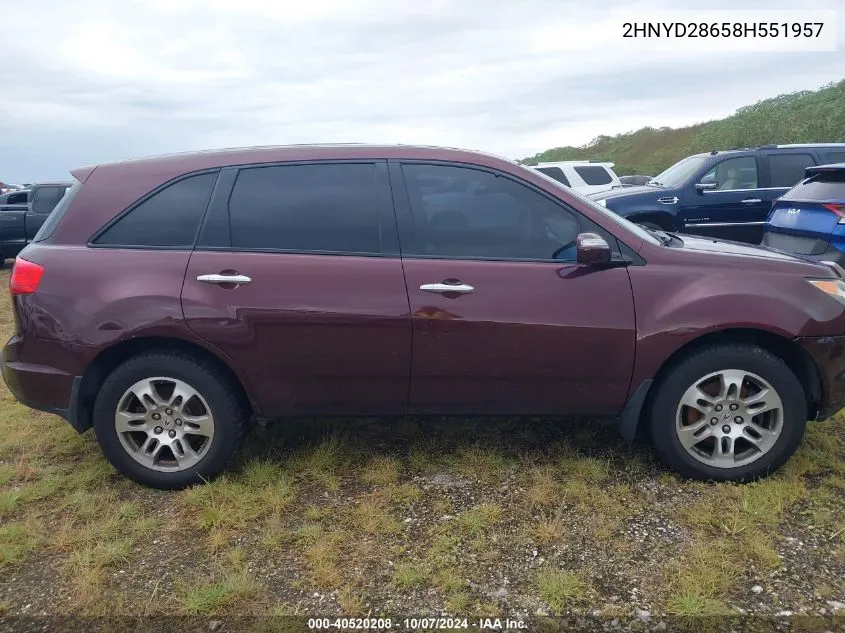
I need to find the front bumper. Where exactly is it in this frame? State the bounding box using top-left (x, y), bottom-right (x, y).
top-left (797, 335), bottom-right (845, 421)
top-left (1, 336), bottom-right (86, 432)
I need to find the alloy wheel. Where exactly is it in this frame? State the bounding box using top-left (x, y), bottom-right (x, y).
top-left (114, 377), bottom-right (215, 472)
top-left (675, 369), bottom-right (783, 468)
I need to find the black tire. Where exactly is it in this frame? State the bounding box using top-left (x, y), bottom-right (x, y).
top-left (93, 351), bottom-right (248, 489)
top-left (648, 344), bottom-right (806, 482)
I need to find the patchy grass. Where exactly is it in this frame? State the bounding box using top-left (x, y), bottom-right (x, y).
top-left (0, 268), bottom-right (844, 617)
top-left (537, 568), bottom-right (590, 614)
top-left (392, 562), bottom-right (426, 588)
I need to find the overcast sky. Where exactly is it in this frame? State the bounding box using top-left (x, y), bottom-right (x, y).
top-left (1, 0), bottom-right (843, 183)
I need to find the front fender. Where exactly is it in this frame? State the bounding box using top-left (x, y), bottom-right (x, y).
top-left (626, 264), bottom-right (844, 392)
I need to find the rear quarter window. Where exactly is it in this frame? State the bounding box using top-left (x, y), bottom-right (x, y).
top-left (573, 165), bottom-right (613, 186)
top-left (93, 171), bottom-right (218, 247)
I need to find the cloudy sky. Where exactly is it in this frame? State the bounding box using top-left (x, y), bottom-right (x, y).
top-left (1, 0), bottom-right (843, 182)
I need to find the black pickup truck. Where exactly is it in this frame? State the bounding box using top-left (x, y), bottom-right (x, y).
top-left (0, 183), bottom-right (71, 265)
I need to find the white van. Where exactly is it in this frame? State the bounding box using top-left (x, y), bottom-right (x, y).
top-left (532, 161), bottom-right (622, 195)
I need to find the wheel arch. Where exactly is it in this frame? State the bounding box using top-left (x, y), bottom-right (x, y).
top-left (75, 336), bottom-right (256, 432)
top-left (622, 327), bottom-right (821, 441)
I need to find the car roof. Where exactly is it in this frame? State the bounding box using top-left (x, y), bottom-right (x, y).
top-left (78, 144), bottom-right (511, 173)
top-left (536, 161), bottom-right (615, 168)
top-left (690, 143), bottom-right (845, 158)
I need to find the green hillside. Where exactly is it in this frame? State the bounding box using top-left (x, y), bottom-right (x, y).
top-left (522, 79), bottom-right (845, 176)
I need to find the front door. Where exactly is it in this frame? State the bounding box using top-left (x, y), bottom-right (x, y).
top-left (182, 161), bottom-right (412, 417)
top-left (391, 161), bottom-right (637, 415)
top-left (681, 155), bottom-right (768, 242)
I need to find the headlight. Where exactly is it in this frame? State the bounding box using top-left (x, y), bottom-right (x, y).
top-left (596, 199), bottom-right (607, 207)
top-left (807, 279), bottom-right (845, 305)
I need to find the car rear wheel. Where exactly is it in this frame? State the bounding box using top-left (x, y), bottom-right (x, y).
top-left (93, 351), bottom-right (247, 489)
top-left (648, 344), bottom-right (806, 481)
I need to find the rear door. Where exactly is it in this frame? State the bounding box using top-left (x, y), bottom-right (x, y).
top-left (762, 150), bottom-right (817, 195)
top-left (182, 161), bottom-right (411, 418)
top-left (391, 161), bottom-right (636, 416)
top-left (0, 191), bottom-right (30, 255)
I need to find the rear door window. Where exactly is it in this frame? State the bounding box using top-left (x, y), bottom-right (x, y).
top-left (767, 153), bottom-right (815, 188)
top-left (535, 167), bottom-right (571, 187)
top-left (573, 165), bottom-right (613, 186)
top-left (227, 162), bottom-right (396, 255)
top-left (93, 172), bottom-right (218, 247)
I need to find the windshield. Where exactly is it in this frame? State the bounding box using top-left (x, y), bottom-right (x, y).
top-left (525, 164), bottom-right (661, 246)
top-left (649, 155), bottom-right (709, 187)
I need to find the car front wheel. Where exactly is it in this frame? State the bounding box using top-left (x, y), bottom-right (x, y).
top-left (93, 351), bottom-right (248, 489)
top-left (648, 344), bottom-right (807, 481)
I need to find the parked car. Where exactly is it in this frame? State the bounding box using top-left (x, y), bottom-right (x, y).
top-left (0, 182), bottom-right (70, 264)
top-left (762, 163), bottom-right (845, 264)
top-left (531, 161), bottom-right (622, 195)
top-left (4, 144), bottom-right (845, 489)
top-left (589, 144), bottom-right (845, 244)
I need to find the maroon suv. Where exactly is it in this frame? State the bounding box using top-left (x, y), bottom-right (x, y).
top-left (3, 145), bottom-right (845, 489)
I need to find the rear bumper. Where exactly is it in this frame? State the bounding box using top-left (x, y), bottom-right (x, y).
top-left (797, 335), bottom-right (845, 421)
top-left (1, 335), bottom-right (87, 432)
top-left (761, 231), bottom-right (845, 267)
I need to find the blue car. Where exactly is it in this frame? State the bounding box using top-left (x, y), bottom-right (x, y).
top-left (589, 144), bottom-right (845, 243)
top-left (762, 163), bottom-right (845, 265)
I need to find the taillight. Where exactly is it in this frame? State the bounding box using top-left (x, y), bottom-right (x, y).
top-left (9, 258), bottom-right (44, 295)
top-left (822, 203), bottom-right (845, 217)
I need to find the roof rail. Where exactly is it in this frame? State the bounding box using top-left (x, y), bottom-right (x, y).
top-left (757, 144), bottom-right (778, 150)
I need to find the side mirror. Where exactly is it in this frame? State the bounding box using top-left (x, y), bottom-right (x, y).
top-left (576, 232), bottom-right (611, 265)
top-left (695, 180), bottom-right (719, 193)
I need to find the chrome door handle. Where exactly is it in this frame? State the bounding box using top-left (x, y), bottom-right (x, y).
top-left (197, 273), bottom-right (251, 286)
top-left (420, 282), bottom-right (474, 295)
top-left (742, 198), bottom-right (762, 204)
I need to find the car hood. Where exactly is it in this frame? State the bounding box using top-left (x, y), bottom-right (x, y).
top-left (675, 233), bottom-right (835, 272)
top-left (589, 185), bottom-right (663, 201)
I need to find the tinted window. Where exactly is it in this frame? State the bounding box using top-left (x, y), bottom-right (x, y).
top-left (229, 163), bottom-right (391, 254)
top-left (574, 165), bottom-right (613, 186)
top-left (402, 163), bottom-right (582, 260)
top-left (32, 181), bottom-right (81, 243)
top-left (782, 170), bottom-right (845, 201)
top-left (94, 172), bottom-right (217, 247)
top-left (768, 153), bottom-right (814, 188)
top-left (8, 192), bottom-right (27, 204)
top-left (821, 151), bottom-right (845, 164)
top-left (31, 186), bottom-right (67, 214)
top-left (535, 167), bottom-right (570, 186)
top-left (700, 156), bottom-right (758, 190)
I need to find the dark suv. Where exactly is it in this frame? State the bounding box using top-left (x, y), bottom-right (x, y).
top-left (4, 145), bottom-right (845, 489)
top-left (590, 144), bottom-right (845, 243)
